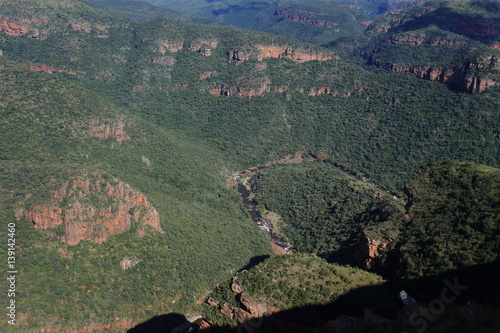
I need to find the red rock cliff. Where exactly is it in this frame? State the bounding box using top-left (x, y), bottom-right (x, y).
top-left (354, 231), bottom-right (388, 270)
top-left (274, 9), bottom-right (337, 29)
top-left (409, 55), bottom-right (499, 93)
top-left (17, 175), bottom-right (162, 245)
top-left (229, 45), bottom-right (336, 63)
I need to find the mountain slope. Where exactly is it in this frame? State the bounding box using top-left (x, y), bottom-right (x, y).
top-left (145, 0), bottom-right (422, 45)
top-left (0, 1), bottom-right (499, 331)
top-left (331, 0), bottom-right (500, 92)
top-left (0, 0), bottom-right (498, 191)
top-left (0, 55), bottom-right (271, 331)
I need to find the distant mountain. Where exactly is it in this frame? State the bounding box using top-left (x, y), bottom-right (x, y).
top-left (0, 0), bottom-right (498, 331)
top-left (144, 0), bottom-right (422, 45)
top-left (80, 0), bottom-right (226, 23)
top-left (331, 0), bottom-right (500, 92)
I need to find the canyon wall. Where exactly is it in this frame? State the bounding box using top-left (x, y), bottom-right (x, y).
top-left (16, 174), bottom-right (162, 245)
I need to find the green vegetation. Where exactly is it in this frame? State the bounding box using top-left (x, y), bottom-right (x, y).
top-left (204, 253), bottom-right (385, 327)
top-left (0, 0), bottom-right (498, 331)
top-left (0, 57), bottom-right (271, 331)
top-left (235, 254), bottom-right (384, 309)
top-left (1, 0), bottom-right (498, 192)
top-left (331, 0), bottom-right (500, 81)
top-left (145, 0), bottom-right (393, 45)
top-left (395, 161), bottom-right (500, 279)
top-left (249, 162), bottom-right (404, 255)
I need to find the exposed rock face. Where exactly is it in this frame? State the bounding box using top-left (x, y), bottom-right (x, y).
top-left (0, 16), bottom-right (30, 35)
top-left (274, 9), bottom-right (337, 28)
top-left (367, 54), bottom-right (499, 93)
top-left (151, 56), bottom-right (176, 66)
top-left (229, 45), bottom-right (336, 63)
top-left (258, 45), bottom-right (334, 63)
top-left (209, 77), bottom-right (271, 98)
top-left (188, 39), bottom-right (218, 56)
top-left (208, 274), bottom-right (280, 324)
top-left (453, 18), bottom-right (500, 36)
top-left (26, 63), bottom-right (78, 75)
top-left (409, 55), bottom-right (499, 93)
top-left (17, 175), bottom-right (162, 245)
top-left (160, 41), bottom-right (184, 53)
top-left (385, 35), bottom-right (469, 47)
top-left (89, 120), bottom-right (130, 143)
top-left (200, 71), bottom-right (217, 79)
top-left (354, 231), bottom-right (388, 270)
top-left (120, 258), bottom-right (139, 270)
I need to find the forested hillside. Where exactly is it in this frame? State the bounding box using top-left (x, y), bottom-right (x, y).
top-left (1, 0), bottom-right (497, 190)
top-left (0, 55), bottom-right (271, 331)
top-left (145, 0), bottom-right (422, 44)
top-left (0, 0), bottom-right (498, 332)
top-left (331, 0), bottom-right (500, 92)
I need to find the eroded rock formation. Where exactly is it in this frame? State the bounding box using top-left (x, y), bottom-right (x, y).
top-left (16, 175), bottom-right (162, 245)
top-left (26, 63), bottom-right (78, 75)
top-left (0, 16), bottom-right (31, 35)
top-left (274, 9), bottom-right (337, 29)
top-left (208, 275), bottom-right (281, 324)
top-left (229, 45), bottom-right (336, 63)
top-left (354, 231), bottom-right (388, 270)
top-left (409, 55), bottom-right (499, 93)
top-left (89, 120), bottom-right (130, 143)
top-left (367, 54), bottom-right (499, 93)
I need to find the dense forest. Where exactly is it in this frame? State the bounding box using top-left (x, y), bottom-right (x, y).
top-left (0, 0), bottom-right (498, 331)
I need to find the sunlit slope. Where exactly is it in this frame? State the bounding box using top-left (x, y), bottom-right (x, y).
top-left (0, 56), bottom-right (271, 331)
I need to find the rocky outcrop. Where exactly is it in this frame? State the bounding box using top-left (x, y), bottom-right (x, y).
top-left (26, 63), bottom-right (79, 75)
top-left (160, 41), bottom-right (183, 53)
top-left (453, 18), bottom-right (500, 36)
top-left (409, 55), bottom-right (499, 93)
top-left (188, 39), bottom-right (218, 57)
top-left (365, 55), bottom-right (408, 72)
top-left (385, 35), bottom-right (469, 47)
top-left (0, 16), bottom-right (30, 36)
top-left (209, 77), bottom-right (271, 98)
top-left (274, 9), bottom-right (337, 29)
top-left (208, 275), bottom-right (280, 324)
top-left (89, 120), bottom-right (130, 143)
top-left (259, 45), bottom-right (334, 63)
top-left (200, 71), bottom-right (217, 79)
top-left (410, 66), bottom-right (496, 93)
top-left (16, 175), bottom-right (162, 245)
top-left (229, 45), bottom-right (336, 63)
top-left (120, 258), bottom-right (140, 270)
top-left (0, 15), bottom-right (47, 39)
top-left (151, 56), bottom-right (176, 66)
top-left (367, 54), bottom-right (499, 93)
top-left (354, 231), bottom-right (388, 270)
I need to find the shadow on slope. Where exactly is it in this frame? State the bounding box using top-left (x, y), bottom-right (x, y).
top-left (128, 261), bottom-right (500, 332)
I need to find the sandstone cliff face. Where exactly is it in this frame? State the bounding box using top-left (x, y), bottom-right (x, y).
top-left (385, 35), bottom-right (469, 47)
top-left (89, 120), bottom-right (130, 143)
top-left (16, 175), bottom-right (162, 245)
top-left (354, 231), bottom-right (388, 270)
top-left (368, 54), bottom-right (499, 93)
top-left (208, 275), bottom-right (281, 324)
top-left (209, 77), bottom-right (271, 98)
top-left (274, 9), bottom-right (337, 29)
top-left (228, 44), bottom-right (336, 63)
top-left (157, 39), bottom-right (218, 55)
top-left (26, 63), bottom-right (79, 75)
top-left (453, 18), bottom-right (500, 37)
top-left (409, 55), bottom-right (499, 93)
top-left (0, 16), bottom-right (30, 35)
